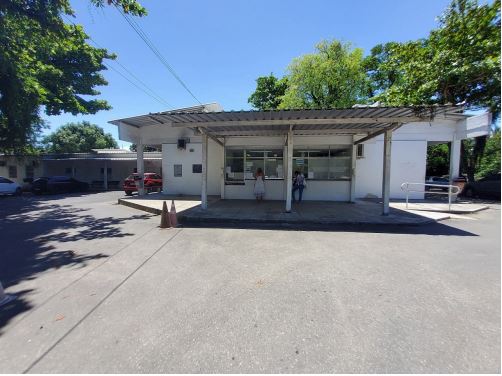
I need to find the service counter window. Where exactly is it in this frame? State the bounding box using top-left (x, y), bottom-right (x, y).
top-left (225, 147), bottom-right (284, 184)
top-left (293, 145), bottom-right (352, 181)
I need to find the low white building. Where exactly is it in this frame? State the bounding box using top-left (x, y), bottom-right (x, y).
top-left (0, 149), bottom-right (162, 189)
top-left (110, 103), bottom-right (490, 214)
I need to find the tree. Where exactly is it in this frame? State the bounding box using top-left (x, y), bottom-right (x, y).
top-left (248, 74), bottom-right (288, 110)
top-left (42, 121), bottom-right (117, 153)
top-left (475, 130), bottom-right (501, 179)
top-left (279, 40), bottom-right (369, 109)
top-left (426, 143), bottom-right (450, 176)
top-left (0, 0), bottom-right (146, 153)
top-left (368, 0), bottom-right (500, 118)
top-left (363, 42), bottom-right (404, 98)
top-left (366, 0), bottom-right (500, 180)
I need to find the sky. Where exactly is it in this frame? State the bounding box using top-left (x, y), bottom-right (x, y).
top-left (42, 0), bottom-right (453, 148)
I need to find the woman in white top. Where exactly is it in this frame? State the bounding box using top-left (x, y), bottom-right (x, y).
top-left (253, 167), bottom-right (265, 201)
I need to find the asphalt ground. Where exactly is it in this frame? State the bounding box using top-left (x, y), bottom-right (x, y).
top-left (0, 191), bottom-right (500, 373)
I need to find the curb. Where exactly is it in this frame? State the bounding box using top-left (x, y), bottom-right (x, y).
top-left (178, 214), bottom-right (435, 227)
top-left (119, 199), bottom-right (439, 227)
top-left (118, 198), bottom-right (162, 215)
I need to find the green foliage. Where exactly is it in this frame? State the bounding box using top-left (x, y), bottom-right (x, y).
top-left (248, 74), bottom-right (288, 110)
top-left (279, 40), bottom-right (369, 109)
top-left (368, 0), bottom-right (501, 119)
top-left (129, 144), bottom-right (160, 152)
top-left (426, 143), bottom-right (450, 176)
top-left (476, 130), bottom-right (501, 178)
top-left (0, 0), bottom-right (145, 153)
top-left (362, 42), bottom-right (403, 98)
top-left (42, 121), bottom-right (118, 153)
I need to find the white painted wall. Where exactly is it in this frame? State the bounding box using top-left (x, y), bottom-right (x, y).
top-left (162, 138), bottom-right (222, 196)
top-left (355, 140), bottom-right (427, 199)
top-left (120, 114), bottom-right (492, 202)
top-left (225, 180), bottom-right (285, 200)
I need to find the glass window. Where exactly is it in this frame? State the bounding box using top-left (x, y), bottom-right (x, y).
top-left (330, 146), bottom-right (352, 180)
top-left (192, 164), bottom-right (202, 173)
top-left (293, 158), bottom-right (308, 176)
top-left (292, 146), bottom-right (352, 180)
top-left (225, 148), bottom-right (244, 182)
top-left (309, 157), bottom-right (330, 180)
top-left (174, 164), bottom-right (182, 177)
top-left (226, 147), bottom-right (285, 181)
top-left (245, 158), bottom-right (264, 179)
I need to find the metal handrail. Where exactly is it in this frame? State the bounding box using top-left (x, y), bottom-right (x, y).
top-left (400, 182), bottom-right (460, 211)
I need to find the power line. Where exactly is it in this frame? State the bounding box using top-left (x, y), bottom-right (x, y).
top-left (63, 15), bottom-right (172, 108)
top-left (115, 6), bottom-right (202, 105)
top-left (103, 62), bottom-right (171, 107)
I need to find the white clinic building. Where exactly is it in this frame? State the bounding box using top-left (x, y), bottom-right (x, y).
top-left (110, 103), bottom-right (490, 214)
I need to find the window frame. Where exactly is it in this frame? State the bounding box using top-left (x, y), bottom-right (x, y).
top-left (293, 145), bottom-right (352, 181)
top-left (224, 147), bottom-right (285, 184)
top-left (173, 164), bottom-right (183, 177)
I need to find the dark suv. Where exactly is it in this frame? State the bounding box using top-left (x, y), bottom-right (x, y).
top-left (461, 173), bottom-right (501, 199)
top-left (32, 176), bottom-right (89, 194)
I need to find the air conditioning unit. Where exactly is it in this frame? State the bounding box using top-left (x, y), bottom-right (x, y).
top-left (177, 138), bottom-right (187, 150)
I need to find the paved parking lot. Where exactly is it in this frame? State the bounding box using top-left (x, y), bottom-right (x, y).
top-left (0, 192), bottom-right (500, 373)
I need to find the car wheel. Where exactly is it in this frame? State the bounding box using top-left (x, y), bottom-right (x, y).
top-left (125, 190), bottom-right (133, 196)
top-left (14, 187), bottom-right (22, 196)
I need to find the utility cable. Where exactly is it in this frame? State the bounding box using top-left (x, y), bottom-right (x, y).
top-left (115, 7), bottom-right (202, 105)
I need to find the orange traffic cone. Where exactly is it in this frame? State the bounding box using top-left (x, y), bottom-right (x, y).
top-left (170, 200), bottom-right (178, 227)
top-left (160, 201), bottom-right (171, 229)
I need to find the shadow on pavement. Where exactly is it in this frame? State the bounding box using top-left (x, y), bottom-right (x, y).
top-left (181, 220), bottom-right (478, 236)
top-left (0, 193), bottom-right (150, 333)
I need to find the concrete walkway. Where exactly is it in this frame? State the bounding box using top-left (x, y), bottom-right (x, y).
top-left (118, 194), bottom-right (460, 226)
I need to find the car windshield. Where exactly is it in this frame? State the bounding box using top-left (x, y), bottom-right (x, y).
top-left (126, 174), bottom-right (138, 180)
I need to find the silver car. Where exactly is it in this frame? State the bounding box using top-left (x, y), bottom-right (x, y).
top-left (0, 177), bottom-right (22, 196)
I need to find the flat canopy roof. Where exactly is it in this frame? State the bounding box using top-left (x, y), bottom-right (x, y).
top-left (110, 105), bottom-right (467, 137)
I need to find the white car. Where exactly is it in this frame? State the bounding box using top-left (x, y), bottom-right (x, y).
top-left (0, 177), bottom-right (22, 196)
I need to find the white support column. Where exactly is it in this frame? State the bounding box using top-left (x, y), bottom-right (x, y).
top-left (382, 129), bottom-right (392, 215)
top-left (220, 138), bottom-right (225, 199)
top-left (350, 136), bottom-right (357, 203)
top-left (285, 130), bottom-right (293, 212)
top-left (137, 141), bottom-right (145, 196)
top-left (201, 134), bottom-right (208, 209)
top-left (103, 161), bottom-right (108, 191)
top-left (449, 136), bottom-right (461, 183)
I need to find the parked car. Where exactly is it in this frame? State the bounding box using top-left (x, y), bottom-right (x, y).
top-left (425, 176), bottom-right (450, 191)
top-left (0, 177), bottom-right (22, 196)
top-left (123, 173), bottom-right (163, 195)
top-left (32, 176), bottom-right (89, 194)
top-left (461, 173), bottom-right (501, 199)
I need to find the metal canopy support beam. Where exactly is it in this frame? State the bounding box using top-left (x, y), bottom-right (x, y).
top-left (382, 129), bottom-right (392, 215)
top-left (204, 129), bottom-right (388, 137)
top-left (449, 136), bottom-right (461, 183)
top-left (201, 133), bottom-right (208, 209)
top-left (104, 161), bottom-right (108, 191)
top-left (171, 117), bottom-right (426, 128)
top-left (220, 137), bottom-right (225, 199)
top-left (354, 123), bottom-right (403, 145)
top-left (285, 129), bottom-right (293, 213)
top-left (350, 136), bottom-right (357, 202)
top-left (198, 127), bottom-right (224, 147)
top-left (137, 141), bottom-right (145, 196)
